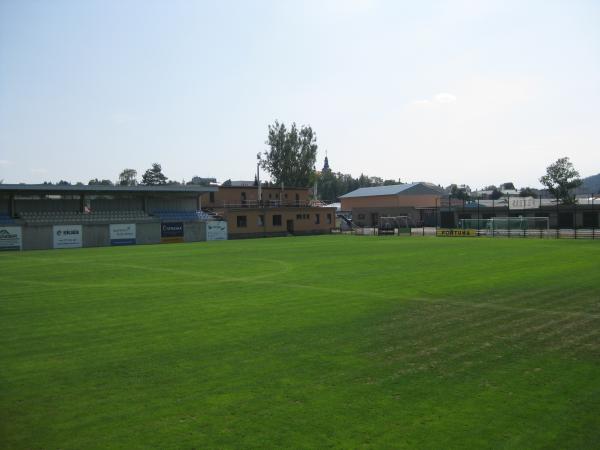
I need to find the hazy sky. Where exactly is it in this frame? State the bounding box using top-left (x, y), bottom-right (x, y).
top-left (1, 0), bottom-right (599, 188)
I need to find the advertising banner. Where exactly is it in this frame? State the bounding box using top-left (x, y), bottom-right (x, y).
top-left (161, 222), bottom-right (184, 243)
top-left (53, 225), bottom-right (83, 248)
top-left (0, 226), bottom-right (22, 251)
top-left (109, 224), bottom-right (136, 245)
top-left (509, 196), bottom-right (539, 210)
top-left (436, 228), bottom-right (477, 237)
top-left (206, 221), bottom-right (228, 241)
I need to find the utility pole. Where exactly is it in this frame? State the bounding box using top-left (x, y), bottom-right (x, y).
top-left (256, 153), bottom-right (262, 205)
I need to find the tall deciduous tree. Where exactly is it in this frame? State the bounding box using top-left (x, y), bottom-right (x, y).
top-left (141, 163), bottom-right (168, 185)
top-left (119, 169), bottom-right (138, 186)
top-left (261, 121), bottom-right (318, 187)
top-left (539, 157), bottom-right (582, 205)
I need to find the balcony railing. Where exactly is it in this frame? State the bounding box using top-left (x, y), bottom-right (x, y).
top-left (221, 200), bottom-right (315, 209)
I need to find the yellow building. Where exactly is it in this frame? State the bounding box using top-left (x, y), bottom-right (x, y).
top-left (204, 185), bottom-right (335, 238)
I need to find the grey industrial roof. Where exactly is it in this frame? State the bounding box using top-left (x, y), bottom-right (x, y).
top-left (339, 182), bottom-right (441, 199)
top-left (0, 184), bottom-right (218, 195)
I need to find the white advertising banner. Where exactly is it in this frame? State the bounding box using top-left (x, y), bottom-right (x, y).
top-left (509, 196), bottom-right (539, 210)
top-left (109, 224), bottom-right (136, 245)
top-left (53, 225), bottom-right (83, 249)
top-left (0, 226), bottom-right (22, 251)
top-left (206, 221), bottom-right (228, 241)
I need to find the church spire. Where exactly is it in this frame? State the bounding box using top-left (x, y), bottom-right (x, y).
top-left (322, 152), bottom-right (330, 172)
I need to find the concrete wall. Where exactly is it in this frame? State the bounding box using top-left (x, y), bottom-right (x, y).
top-left (82, 224), bottom-right (110, 247)
top-left (22, 225), bottom-right (53, 250)
top-left (17, 220), bottom-right (207, 251)
top-left (137, 222), bottom-right (162, 245)
top-left (183, 221), bottom-right (207, 242)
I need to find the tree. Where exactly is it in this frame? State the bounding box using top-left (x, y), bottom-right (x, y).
top-left (187, 176), bottom-right (217, 186)
top-left (88, 178), bottom-right (113, 186)
top-left (519, 187), bottom-right (537, 198)
top-left (539, 157), bottom-right (582, 205)
top-left (448, 184), bottom-right (470, 201)
top-left (317, 169), bottom-right (338, 203)
top-left (141, 163), bottom-right (168, 185)
top-left (489, 188), bottom-right (502, 200)
top-left (119, 169), bottom-right (138, 186)
top-left (261, 121), bottom-right (318, 187)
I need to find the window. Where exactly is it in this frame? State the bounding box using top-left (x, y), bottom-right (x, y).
top-left (315, 213), bottom-right (320, 224)
top-left (358, 214), bottom-right (365, 220)
top-left (295, 193), bottom-right (299, 204)
top-left (257, 215), bottom-right (265, 226)
top-left (273, 215), bottom-right (282, 226)
top-left (296, 214), bottom-right (302, 220)
top-left (209, 192), bottom-right (215, 203)
top-left (327, 213), bottom-right (332, 224)
top-left (236, 216), bottom-right (247, 227)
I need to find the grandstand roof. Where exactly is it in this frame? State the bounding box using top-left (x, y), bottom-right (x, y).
top-left (0, 184), bottom-right (217, 195)
top-left (339, 182), bottom-right (443, 199)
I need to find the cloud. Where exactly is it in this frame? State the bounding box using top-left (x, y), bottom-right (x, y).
top-left (30, 168), bottom-right (48, 175)
top-left (434, 93), bottom-right (457, 104)
top-left (0, 159), bottom-right (10, 166)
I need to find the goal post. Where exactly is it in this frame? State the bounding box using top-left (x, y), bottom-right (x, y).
top-left (378, 216), bottom-right (410, 235)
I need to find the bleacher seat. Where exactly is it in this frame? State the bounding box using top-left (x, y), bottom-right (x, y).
top-left (18, 210), bottom-right (154, 225)
top-left (151, 210), bottom-right (214, 221)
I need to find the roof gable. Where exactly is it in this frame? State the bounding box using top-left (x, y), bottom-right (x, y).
top-left (339, 182), bottom-right (441, 199)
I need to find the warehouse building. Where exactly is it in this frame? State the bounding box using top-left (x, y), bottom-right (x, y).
top-left (339, 182), bottom-right (444, 227)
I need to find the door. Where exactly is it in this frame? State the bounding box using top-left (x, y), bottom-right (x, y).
top-left (286, 219), bottom-right (294, 233)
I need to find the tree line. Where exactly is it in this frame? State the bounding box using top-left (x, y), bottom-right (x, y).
top-left (36, 120), bottom-right (586, 206)
top-left (41, 164), bottom-right (217, 187)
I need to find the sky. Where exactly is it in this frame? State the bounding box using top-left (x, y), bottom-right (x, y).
top-left (1, 0), bottom-right (599, 189)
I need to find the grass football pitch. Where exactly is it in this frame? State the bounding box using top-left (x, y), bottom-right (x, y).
top-left (1, 235), bottom-right (599, 448)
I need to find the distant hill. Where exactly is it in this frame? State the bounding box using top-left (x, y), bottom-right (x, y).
top-left (579, 173), bottom-right (600, 193)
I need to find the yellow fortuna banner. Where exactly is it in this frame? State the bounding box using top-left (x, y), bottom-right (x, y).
top-left (436, 228), bottom-right (477, 237)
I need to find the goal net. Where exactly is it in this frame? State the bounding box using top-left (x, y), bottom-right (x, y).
top-left (459, 217), bottom-right (549, 232)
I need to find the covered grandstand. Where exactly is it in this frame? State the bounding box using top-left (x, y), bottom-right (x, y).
top-left (0, 184), bottom-right (225, 250)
